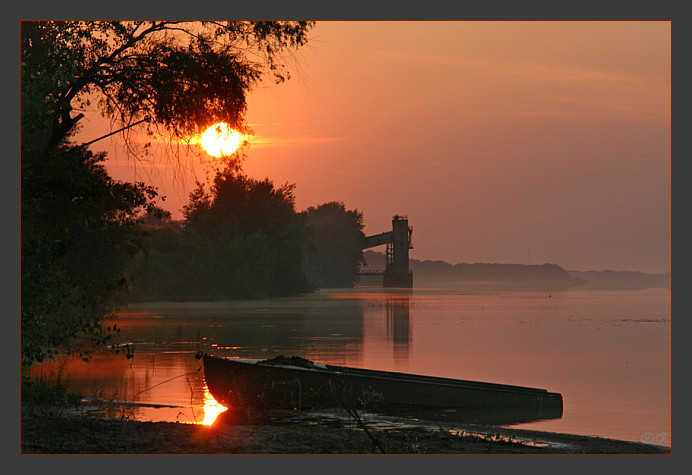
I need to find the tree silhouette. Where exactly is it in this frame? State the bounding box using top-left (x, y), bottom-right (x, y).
top-left (129, 166), bottom-right (313, 301)
top-left (21, 21), bottom-right (314, 367)
top-left (302, 202), bottom-right (366, 288)
top-left (21, 21), bottom-right (314, 157)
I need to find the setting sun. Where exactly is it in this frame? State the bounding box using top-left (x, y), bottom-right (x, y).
top-left (201, 122), bottom-right (243, 157)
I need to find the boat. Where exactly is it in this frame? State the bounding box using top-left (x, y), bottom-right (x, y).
top-left (199, 353), bottom-right (563, 424)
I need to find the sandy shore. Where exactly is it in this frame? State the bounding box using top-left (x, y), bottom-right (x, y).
top-left (20, 406), bottom-right (671, 455)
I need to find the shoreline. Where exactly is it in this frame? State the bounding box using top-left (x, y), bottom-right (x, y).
top-left (20, 407), bottom-right (671, 455)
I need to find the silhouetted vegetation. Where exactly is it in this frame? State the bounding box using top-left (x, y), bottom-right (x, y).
top-left (21, 21), bottom-right (313, 155)
top-left (21, 21), bottom-right (314, 367)
top-left (21, 140), bottom-right (158, 367)
top-left (363, 251), bottom-right (579, 290)
top-left (127, 168), bottom-right (315, 301)
top-left (362, 251), bottom-right (669, 291)
top-left (126, 194), bottom-right (370, 301)
top-left (302, 202), bottom-right (366, 288)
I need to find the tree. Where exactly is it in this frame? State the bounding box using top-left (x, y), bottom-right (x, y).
top-left (21, 142), bottom-right (158, 366)
top-left (21, 21), bottom-right (314, 158)
top-left (302, 202), bottom-right (366, 288)
top-left (184, 167), bottom-right (299, 236)
top-left (129, 166), bottom-right (313, 301)
top-left (21, 21), bottom-right (314, 367)
top-left (183, 166), bottom-right (313, 298)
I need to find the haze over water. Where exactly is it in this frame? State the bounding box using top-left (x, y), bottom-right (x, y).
top-left (32, 286), bottom-right (671, 447)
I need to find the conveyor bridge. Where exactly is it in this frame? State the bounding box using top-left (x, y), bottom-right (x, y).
top-left (359, 215), bottom-right (413, 288)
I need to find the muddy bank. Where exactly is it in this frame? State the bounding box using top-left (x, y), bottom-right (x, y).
top-left (20, 407), bottom-right (671, 454)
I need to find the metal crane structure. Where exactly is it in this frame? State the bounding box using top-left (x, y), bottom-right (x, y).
top-left (360, 215), bottom-right (413, 288)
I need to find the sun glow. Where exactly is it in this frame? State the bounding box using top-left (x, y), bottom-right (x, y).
top-left (202, 385), bottom-right (228, 426)
top-left (200, 122), bottom-right (244, 157)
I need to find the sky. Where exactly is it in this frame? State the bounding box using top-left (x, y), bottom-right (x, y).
top-left (86, 21), bottom-right (671, 274)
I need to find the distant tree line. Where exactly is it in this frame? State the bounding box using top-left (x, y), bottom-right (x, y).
top-left (362, 251), bottom-right (579, 290)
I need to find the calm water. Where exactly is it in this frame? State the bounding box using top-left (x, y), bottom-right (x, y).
top-left (31, 287), bottom-right (671, 446)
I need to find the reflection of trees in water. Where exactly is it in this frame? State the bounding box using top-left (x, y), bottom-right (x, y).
top-left (191, 298), bottom-right (367, 367)
top-left (119, 293), bottom-right (413, 369)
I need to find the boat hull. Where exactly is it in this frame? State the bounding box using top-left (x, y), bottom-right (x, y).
top-left (202, 354), bottom-right (563, 423)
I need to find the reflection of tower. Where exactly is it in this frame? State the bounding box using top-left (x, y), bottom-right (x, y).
top-left (386, 292), bottom-right (411, 363)
top-left (383, 216), bottom-right (413, 288)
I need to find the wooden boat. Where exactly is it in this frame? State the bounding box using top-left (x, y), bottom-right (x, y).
top-left (200, 353), bottom-right (563, 424)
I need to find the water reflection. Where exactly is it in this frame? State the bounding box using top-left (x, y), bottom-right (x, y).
top-left (26, 288), bottom-right (670, 445)
top-left (386, 293), bottom-right (411, 362)
top-left (201, 291), bottom-right (415, 370)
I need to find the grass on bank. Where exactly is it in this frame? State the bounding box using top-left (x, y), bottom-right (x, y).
top-left (21, 368), bottom-right (84, 413)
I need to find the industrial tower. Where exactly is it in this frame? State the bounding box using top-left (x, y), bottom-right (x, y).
top-left (361, 215), bottom-right (413, 288)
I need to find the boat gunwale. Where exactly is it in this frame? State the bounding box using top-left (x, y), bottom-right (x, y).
top-left (203, 355), bottom-right (561, 398)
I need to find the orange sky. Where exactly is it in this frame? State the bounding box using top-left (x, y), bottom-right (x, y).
top-left (86, 21), bottom-right (671, 274)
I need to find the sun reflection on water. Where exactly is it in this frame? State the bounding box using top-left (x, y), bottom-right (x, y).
top-left (202, 385), bottom-right (228, 426)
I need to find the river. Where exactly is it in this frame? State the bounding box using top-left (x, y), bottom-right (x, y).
top-left (30, 286), bottom-right (671, 447)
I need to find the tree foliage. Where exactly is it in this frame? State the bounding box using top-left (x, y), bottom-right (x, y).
top-left (302, 202), bottom-right (366, 288)
top-left (21, 20), bottom-right (314, 157)
top-left (184, 167), bottom-right (298, 236)
top-left (128, 167), bottom-right (314, 301)
top-left (21, 20), bottom-right (314, 367)
top-left (21, 143), bottom-right (158, 366)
